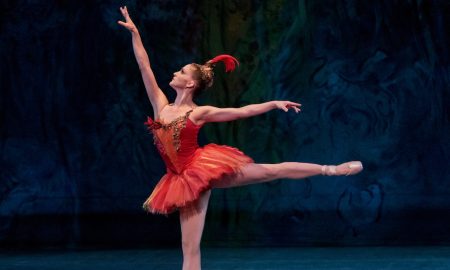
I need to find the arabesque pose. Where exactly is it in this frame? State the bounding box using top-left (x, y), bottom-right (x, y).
top-left (118, 6), bottom-right (363, 270)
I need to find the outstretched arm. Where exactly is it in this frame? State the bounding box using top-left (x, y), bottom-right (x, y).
top-left (117, 6), bottom-right (168, 116)
top-left (194, 101), bottom-right (301, 124)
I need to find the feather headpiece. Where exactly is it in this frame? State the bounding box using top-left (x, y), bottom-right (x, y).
top-left (206, 54), bottom-right (239, 73)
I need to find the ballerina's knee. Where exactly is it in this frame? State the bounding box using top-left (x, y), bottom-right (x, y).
top-left (181, 239), bottom-right (201, 257)
top-left (263, 164), bottom-right (280, 180)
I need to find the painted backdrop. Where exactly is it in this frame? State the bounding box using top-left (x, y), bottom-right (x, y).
top-left (1, 0), bottom-right (449, 248)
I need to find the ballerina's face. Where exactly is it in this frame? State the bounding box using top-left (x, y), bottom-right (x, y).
top-left (169, 64), bottom-right (197, 90)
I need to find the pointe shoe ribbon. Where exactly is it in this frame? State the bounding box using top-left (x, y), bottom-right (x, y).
top-left (321, 165), bottom-right (336, 176)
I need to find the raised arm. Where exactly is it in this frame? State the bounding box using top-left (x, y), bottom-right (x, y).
top-left (193, 101), bottom-right (301, 125)
top-left (117, 6), bottom-right (168, 116)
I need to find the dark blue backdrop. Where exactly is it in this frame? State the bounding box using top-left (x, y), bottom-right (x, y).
top-left (1, 0), bottom-right (449, 248)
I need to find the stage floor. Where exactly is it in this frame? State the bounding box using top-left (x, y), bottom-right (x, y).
top-left (1, 246), bottom-right (449, 269)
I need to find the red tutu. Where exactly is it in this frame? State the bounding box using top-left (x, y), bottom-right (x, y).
top-left (142, 143), bottom-right (253, 214)
top-left (143, 109), bottom-right (254, 215)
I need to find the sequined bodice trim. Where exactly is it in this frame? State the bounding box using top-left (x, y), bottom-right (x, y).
top-left (145, 109), bottom-right (194, 152)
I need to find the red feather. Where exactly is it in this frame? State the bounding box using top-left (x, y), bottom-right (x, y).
top-left (207, 54), bottom-right (240, 72)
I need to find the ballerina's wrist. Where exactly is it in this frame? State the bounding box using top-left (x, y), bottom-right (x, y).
top-left (271, 101), bottom-right (278, 110)
top-left (130, 27), bottom-right (139, 34)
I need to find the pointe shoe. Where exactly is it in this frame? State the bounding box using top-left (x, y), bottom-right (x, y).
top-left (321, 161), bottom-right (363, 176)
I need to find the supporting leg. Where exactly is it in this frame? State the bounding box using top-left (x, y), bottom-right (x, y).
top-left (179, 189), bottom-right (211, 270)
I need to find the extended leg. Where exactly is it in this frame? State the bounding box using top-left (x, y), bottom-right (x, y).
top-left (211, 161), bottom-right (362, 189)
top-left (179, 189), bottom-right (211, 270)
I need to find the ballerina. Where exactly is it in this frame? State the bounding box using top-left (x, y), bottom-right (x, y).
top-left (118, 6), bottom-right (363, 270)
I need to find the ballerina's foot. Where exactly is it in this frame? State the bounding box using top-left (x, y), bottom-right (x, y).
top-left (321, 161), bottom-right (363, 176)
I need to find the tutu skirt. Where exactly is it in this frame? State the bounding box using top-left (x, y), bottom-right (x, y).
top-left (142, 143), bottom-right (254, 214)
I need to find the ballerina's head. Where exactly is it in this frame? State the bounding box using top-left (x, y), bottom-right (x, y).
top-left (169, 54), bottom-right (239, 98)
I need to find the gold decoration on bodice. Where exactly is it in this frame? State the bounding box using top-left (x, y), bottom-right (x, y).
top-left (154, 109), bottom-right (194, 152)
top-left (144, 104), bottom-right (197, 173)
top-left (145, 108), bottom-right (193, 173)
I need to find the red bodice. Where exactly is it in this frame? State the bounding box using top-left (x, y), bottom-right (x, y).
top-left (144, 109), bottom-right (202, 174)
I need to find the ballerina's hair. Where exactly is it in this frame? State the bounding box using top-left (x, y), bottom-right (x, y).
top-left (190, 54), bottom-right (239, 98)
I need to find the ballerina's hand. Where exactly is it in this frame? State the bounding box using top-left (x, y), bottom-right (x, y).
top-left (117, 6), bottom-right (138, 33)
top-left (273, 100), bottom-right (302, 113)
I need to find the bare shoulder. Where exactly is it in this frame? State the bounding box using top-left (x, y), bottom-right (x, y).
top-left (190, 105), bottom-right (216, 125)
